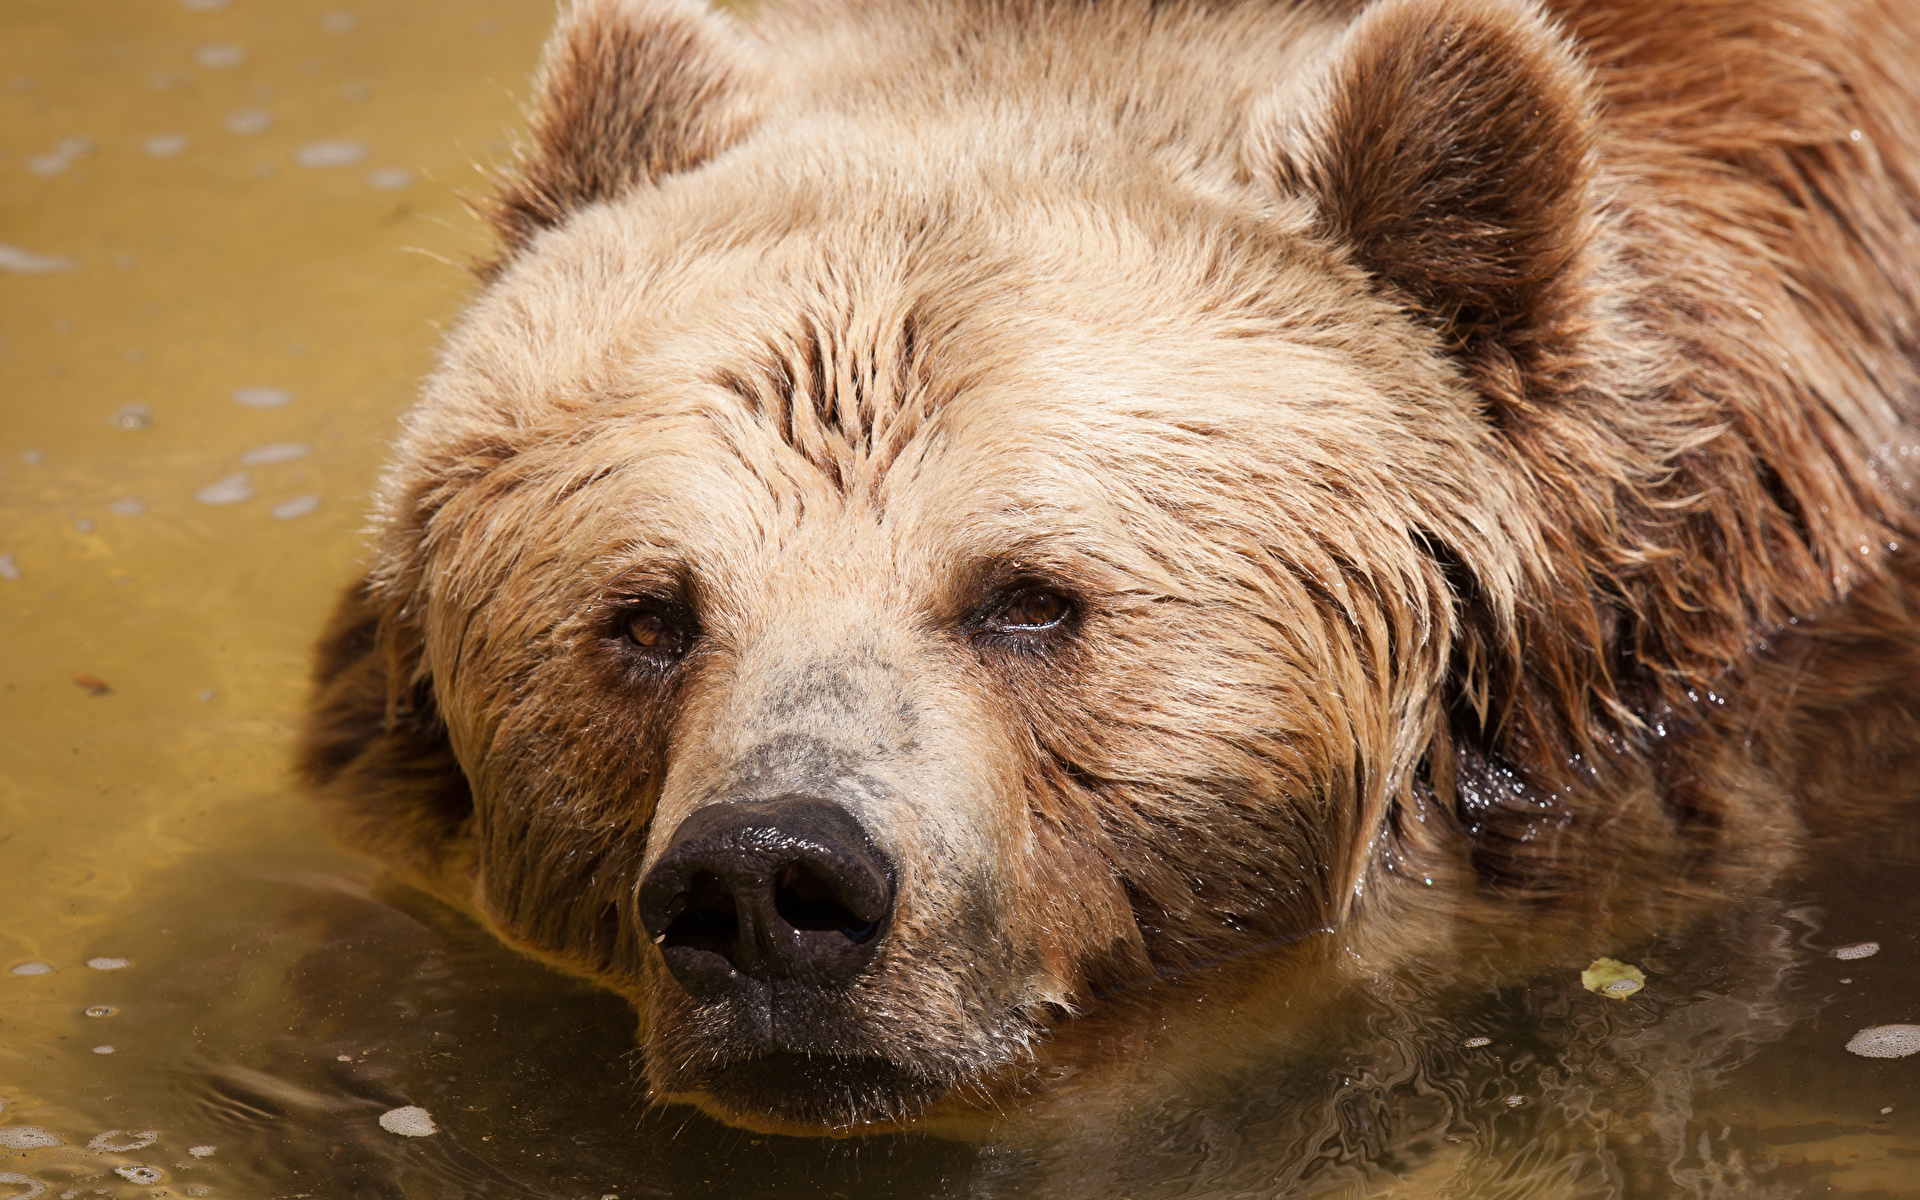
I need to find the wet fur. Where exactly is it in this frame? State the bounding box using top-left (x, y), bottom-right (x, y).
top-left (301, 0), bottom-right (1920, 1132)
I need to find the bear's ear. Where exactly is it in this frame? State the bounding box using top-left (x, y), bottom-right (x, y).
top-left (486, 0), bottom-right (763, 260)
top-left (1271, 0), bottom-right (1598, 408)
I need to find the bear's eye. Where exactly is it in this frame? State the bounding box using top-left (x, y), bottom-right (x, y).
top-left (994, 587), bottom-right (1072, 631)
top-left (623, 605), bottom-right (695, 658)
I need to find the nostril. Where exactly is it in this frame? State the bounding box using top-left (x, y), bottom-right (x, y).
top-left (661, 870), bottom-right (740, 956)
top-left (774, 862), bottom-right (879, 942)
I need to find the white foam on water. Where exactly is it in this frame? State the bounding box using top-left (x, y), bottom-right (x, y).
top-left (194, 42), bottom-right (245, 69)
top-left (1832, 942), bottom-right (1880, 960)
top-left (197, 473), bottom-right (254, 505)
top-left (108, 497), bottom-right (146, 517)
top-left (239, 441), bottom-right (309, 465)
top-left (272, 494), bottom-right (321, 521)
top-left (187, 1145), bottom-right (216, 1158)
top-left (0, 554), bottom-right (20, 582)
top-left (378, 1106), bottom-right (437, 1137)
top-left (295, 139), bottom-right (368, 168)
top-left (0, 1172), bottom-right (45, 1199)
top-left (91, 1045), bottom-right (114, 1055)
top-left (232, 386), bottom-right (292, 409)
top-left (0, 244), bottom-right (81, 274)
top-left (86, 957), bottom-right (130, 971)
top-left (89, 1131), bottom-right (156, 1152)
top-left (1846, 1024), bottom-right (1920, 1058)
top-left (143, 133), bottom-right (188, 158)
top-left (9, 961), bottom-right (51, 975)
top-left (1463, 1036), bottom-right (1491, 1048)
top-left (113, 1167), bottom-right (162, 1185)
top-left (0, 1127), bottom-right (64, 1149)
top-left (367, 166), bottom-right (413, 191)
top-left (223, 108), bottom-right (273, 136)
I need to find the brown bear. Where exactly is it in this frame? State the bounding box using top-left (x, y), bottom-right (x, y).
top-left (300, 0), bottom-right (1920, 1136)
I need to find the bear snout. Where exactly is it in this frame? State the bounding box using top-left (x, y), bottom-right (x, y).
top-left (637, 796), bottom-right (896, 999)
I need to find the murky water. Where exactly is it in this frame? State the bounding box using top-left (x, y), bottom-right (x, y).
top-left (5, 3), bottom-right (1920, 1198)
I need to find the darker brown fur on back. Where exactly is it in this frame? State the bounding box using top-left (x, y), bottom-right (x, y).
top-left (302, 0), bottom-right (1920, 1134)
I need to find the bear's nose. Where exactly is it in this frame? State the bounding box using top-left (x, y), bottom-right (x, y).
top-left (636, 796), bottom-right (895, 998)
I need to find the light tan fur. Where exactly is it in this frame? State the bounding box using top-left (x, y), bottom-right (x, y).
top-left (302, 0), bottom-right (1920, 1132)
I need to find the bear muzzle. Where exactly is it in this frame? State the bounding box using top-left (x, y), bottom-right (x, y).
top-left (637, 796), bottom-right (896, 998)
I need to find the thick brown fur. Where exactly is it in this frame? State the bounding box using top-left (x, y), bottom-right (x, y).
top-left (300, 0), bottom-right (1920, 1133)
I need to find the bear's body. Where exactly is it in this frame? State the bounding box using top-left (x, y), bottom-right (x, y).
top-left (302, 0), bottom-right (1920, 1133)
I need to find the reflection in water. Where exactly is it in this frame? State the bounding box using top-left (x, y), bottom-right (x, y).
top-left (3, 2), bottom-right (1920, 1198)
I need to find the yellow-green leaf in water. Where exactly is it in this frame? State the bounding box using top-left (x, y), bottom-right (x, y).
top-left (1582, 957), bottom-right (1646, 999)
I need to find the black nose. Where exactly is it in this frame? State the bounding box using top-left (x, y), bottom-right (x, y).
top-left (636, 797), bottom-right (895, 998)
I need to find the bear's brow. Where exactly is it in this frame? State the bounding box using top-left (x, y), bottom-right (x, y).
top-left (711, 304), bottom-right (952, 494)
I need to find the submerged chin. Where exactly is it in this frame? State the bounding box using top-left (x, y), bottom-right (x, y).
top-left (691, 1052), bottom-right (954, 1132)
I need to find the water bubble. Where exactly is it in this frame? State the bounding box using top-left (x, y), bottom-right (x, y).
top-left (89, 1131), bottom-right (155, 1152)
top-left (367, 166), bottom-right (413, 191)
top-left (1847, 1024), bottom-right (1920, 1058)
top-left (223, 108), bottom-right (273, 136)
top-left (194, 42), bottom-right (245, 69)
top-left (0, 1127), bottom-right (63, 1149)
top-left (108, 497), bottom-right (145, 517)
top-left (0, 554), bottom-right (20, 582)
top-left (0, 1173), bottom-right (45, 1199)
top-left (294, 139), bottom-right (368, 169)
top-left (231, 386), bottom-right (292, 409)
top-left (113, 1167), bottom-right (162, 1185)
top-left (197, 473), bottom-right (254, 505)
top-left (1463, 1035), bottom-right (1491, 1048)
top-left (84, 1005), bottom-right (115, 1017)
top-left (378, 1106), bottom-right (437, 1137)
top-left (10, 961), bottom-right (52, 976)
top-left (271, 494), bottom-right (321, 521)
top-left (86, 957), bottom-right (130, 971)
top-left (142, 133), bottom-right (188, 159)
top-left (239, 441), bottom-right (309, 465)
top-left (1832, 942), bottom-right (1880, 960)
top-left (92, 1045), bottom-right (115, 1055)
top-left (0, 244), bottom-right (81, 273)
top-left (111, 403), bottom-right (152, 430)
top-left (322, 11), bottom-right (358, 33)
top-left (186, 1146), bottom-right (215, 1158)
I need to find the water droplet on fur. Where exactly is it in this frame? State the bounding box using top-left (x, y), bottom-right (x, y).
top-left (0, 1127), bottom-right (63, 1149)
top-left (143, 132), bottom-right (188, 158)
top-left (294, 139), bottom-right (367, 169)
top-left (86, 957), bottom-right (130, 970)
top-left (271, 494), bottom-right (321, 520)
top-left (10, 961), bottom-right (52, 976)
top-left (231, 386), bottom-right (292, 409)
top-left (88, 1131), bottom-right (156, 1152)
top-left (1833, 942), bottom-right (1880, 960)
top-left (222, 108), bottom-right (273, 136)
top-left (378, 1106), bottom-right (436, 1137)
top-left (1847, 1025), bottom-right (1920, 1058)
top-left (196, 473), bottom-right (253, 505)
top-left (238, 441), bottom-right (308, 465)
